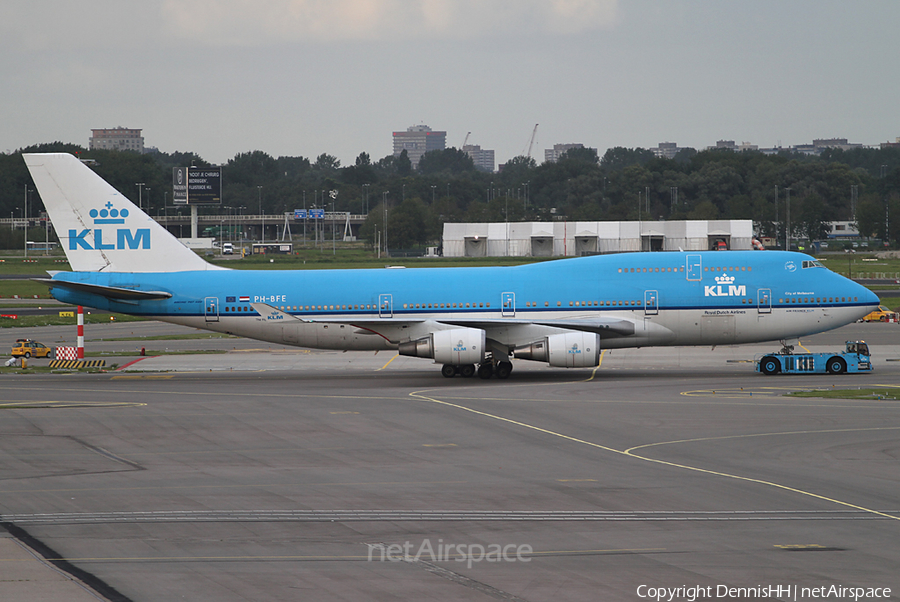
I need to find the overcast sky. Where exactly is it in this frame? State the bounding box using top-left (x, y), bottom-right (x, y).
top-left (2, 1), bottom-right (897, 166)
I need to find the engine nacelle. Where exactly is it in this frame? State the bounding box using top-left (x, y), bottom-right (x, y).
top-left (515, 332), bottom-right (600, 368)
top-left (398, 328), bottom-right (486, 365)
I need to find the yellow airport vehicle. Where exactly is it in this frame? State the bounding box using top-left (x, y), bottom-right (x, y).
top-left (862, 305), bottom-right (897, 322)
top-left (11, 339), bottom-right (52, 359)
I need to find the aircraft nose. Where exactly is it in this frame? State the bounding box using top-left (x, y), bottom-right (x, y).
top-left (857, 281), bottom-right (880, 308)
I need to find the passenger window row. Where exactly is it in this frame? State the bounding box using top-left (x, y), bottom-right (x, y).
top-left (618, 267), bottom-right (685, 273)
top-left (704, 266), bottom-right (752, 272)
top-left (617, 266), bottom-right (753, 273)
top-left (521, 300), bottom-right (643, 307)
top-left (225, 304), bottom-right (379, 313)
top-left (402, 302), bottom-right (490, 309)
top-left (778, 296), bottom-right (858, 304)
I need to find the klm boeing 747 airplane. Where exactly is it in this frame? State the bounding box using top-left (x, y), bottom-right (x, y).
top-left (25, 153), bottom-right (879, 379)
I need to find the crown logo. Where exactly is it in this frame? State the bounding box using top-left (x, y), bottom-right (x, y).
top-left (715, 274), bottom-right (735, 285)
top-left (90, 201), bottom-right (129, 224)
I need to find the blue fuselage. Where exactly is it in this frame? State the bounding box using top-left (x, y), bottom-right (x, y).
top-left (46, 251), bottom-right (878, 350)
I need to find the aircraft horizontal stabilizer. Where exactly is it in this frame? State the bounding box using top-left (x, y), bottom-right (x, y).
top-left (34, 278), bottom-right (173, 300)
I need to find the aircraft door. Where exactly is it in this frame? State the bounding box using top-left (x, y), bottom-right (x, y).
top-left (757, 288), bottom-right (772, 314)
top-left (501, 292), bottom-right (516, 317)
top-left (204, 296), bottom-right (219, 322)
top-left (378, 293), bottom-right (393, 318)
top-left (686, 254), bottom-right (702, 281)
top-left (644, 290), bottom-right (658, 315)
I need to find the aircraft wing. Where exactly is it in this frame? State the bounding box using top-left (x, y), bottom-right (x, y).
top-left (436, 317), bottom-right (636, 338)
top-left (251, 303), bottom-right (310, 322)
top-left (252, 302), bottom-right (426, 329)
top-left (252, 303), bottom-right (635, 339)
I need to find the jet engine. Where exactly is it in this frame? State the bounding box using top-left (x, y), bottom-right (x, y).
top-left (398, 327), bottom-right (486, 365)
top-left (514, 332), bottom-right (601, 368)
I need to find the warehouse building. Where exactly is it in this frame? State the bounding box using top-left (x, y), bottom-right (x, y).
top-left (442, 220), bottom-right (754, 257)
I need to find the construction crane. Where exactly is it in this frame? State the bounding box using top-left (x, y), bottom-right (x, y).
top-left (525, 124), bottom-right (539, 159)
top-left (462, 132), bottom-right (471, 148)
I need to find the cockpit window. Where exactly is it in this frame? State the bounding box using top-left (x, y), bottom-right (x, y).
top-left (802, 260), bottom-right (825, 269)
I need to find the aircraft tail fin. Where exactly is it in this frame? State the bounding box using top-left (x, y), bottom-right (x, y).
top-left (23, 153), bottom-right (224, 273)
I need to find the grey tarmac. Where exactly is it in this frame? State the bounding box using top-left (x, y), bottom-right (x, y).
top-left (1, 322), bottom-right (899, 601)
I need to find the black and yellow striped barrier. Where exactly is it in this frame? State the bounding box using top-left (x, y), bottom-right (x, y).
top-left (49, 360), bottom-right (106, 369)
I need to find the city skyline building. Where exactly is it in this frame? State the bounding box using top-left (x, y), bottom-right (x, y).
top-left (543, 143), bottom-right (597, 163)
top-left (463, 144), bottom-right (495, 173)
top-left (89, 127), bottom-right (144, 153)
top-left (652, 142), bottom-right (680, 159)
top-left (392, 125), bottom-right (446, 169)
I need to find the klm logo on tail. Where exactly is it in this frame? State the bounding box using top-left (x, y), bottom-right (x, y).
top-left (704, 274), bottom-right (746, 297)
top-left (69, 202), bottom-right (150, 251)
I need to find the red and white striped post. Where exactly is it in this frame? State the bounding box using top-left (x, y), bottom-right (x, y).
top-left (77, 305), bottom-right (84, 359)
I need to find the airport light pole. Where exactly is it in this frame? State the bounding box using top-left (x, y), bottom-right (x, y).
top-left (882, 166), bottom-right (889, 245)
top-left (136, 182), bottom-right (145, 213)
top-left (331, 200), bottom-right (335, 255)
top-left (44, 203), bottom-right (49, 255)
top-left (239, 206), bottom-right (245, 248)
top-left (638, 190), bottom-right (643, 251)
top-left (257, 186), bottom-right (263, 244)
top-left (24, 185), bottom-right (29, 258)
top-left (505, 191), bottom-right (509, 257)
top-left (785, 188), bottom-right (791, 251)
top-left (382, 191), bottom-right (389, 257)
top-left (774, 185), bottom-right (778, 245)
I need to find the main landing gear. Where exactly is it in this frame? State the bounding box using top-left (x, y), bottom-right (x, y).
top-left (441, 364), bottom-right (476, 378)
top-left (441, 360), bottom-right (513, 380)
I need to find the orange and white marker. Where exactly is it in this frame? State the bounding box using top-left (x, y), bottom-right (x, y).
top-left (77, 305), bottom-right (84, 359)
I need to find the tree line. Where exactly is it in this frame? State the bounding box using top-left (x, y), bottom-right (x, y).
top-left (1, 141), bottom-right (899, 250)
